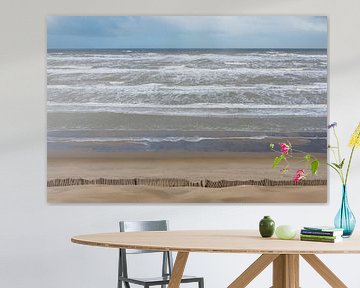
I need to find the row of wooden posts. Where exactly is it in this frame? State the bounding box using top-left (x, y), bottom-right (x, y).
top-left (47, 178), bottom-right (327, 188)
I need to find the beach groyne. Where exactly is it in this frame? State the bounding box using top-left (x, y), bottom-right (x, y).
top-left (47, 178), bottom-right (327, 188)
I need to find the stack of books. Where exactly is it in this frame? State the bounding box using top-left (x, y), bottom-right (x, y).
top-left (300, 226), bottom-right (344, 243)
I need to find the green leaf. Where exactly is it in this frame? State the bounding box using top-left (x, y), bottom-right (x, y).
top-left (327, 163), bottom-right (345, 182)
top-left (332, 162), bottom-right (342, 169)
top-left (269, 143), bottom-right (274, 149)
top-left (328, 163), bottom-right (341, 173)
top-left (311, 160), bottom-right (319, 175)
top-left (339, 159), bottom-right (345, 169)
top-left (272, 155), bottom-right (285, 168)
top-left (304, 154), bottom-right (311, 162)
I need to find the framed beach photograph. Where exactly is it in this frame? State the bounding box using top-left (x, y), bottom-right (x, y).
top-left (47, 16), bottom-right (328, 203)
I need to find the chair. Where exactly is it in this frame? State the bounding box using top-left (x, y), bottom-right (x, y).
top-left (118, 220), bottom-right (204, 288)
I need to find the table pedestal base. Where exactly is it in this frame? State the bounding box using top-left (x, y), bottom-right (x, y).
top-left (226, 254), bottom-right (347, 288)
top-left (167, 252), bottom-right (348, 288)
top-left (272, 254), bottom-right (299, 288)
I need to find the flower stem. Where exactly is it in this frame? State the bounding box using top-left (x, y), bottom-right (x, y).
top-left (330, 147), bottom-right (339, 164)
top-left (345, 130), bottom-right (360, 185)
top-left (333, 127), bottom-right (342, 163)
top-left (345, 145), bottom-right (356, 185)
top-left (332, 127), bottom-right (345, 183)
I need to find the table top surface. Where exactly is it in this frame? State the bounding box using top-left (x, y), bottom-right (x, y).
top-left (71, 230), bottom-right (360, 254)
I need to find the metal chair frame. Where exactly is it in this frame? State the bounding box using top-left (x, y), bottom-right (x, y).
top-left (118, 220), bottom-right (204, 288)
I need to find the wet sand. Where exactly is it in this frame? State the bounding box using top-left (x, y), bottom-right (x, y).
top-left (47, 152), bottom-right (327, 203)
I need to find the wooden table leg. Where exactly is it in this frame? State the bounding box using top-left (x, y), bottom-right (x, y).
top-left (301, 254), bottom-right (347, 288)
top-left (228, 254), bottom-right (279, 288)
top-left (272, 254), bottom-right (299, 288)
top-left (168, 252), bottom-right (189, 288)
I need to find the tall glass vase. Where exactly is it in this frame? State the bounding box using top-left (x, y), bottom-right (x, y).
top-left (334, 185), bottom-right (356, 237)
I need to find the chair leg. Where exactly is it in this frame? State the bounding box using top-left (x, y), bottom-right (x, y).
top-left (118, 249), bottom-right (122, 288)
top-left (198, 278), bottom-right (204, 288)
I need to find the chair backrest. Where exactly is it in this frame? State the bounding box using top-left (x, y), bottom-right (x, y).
top-left (119, 220), bottom-right (169, 254)
top-left (118, 220), bottom-right (174, 282)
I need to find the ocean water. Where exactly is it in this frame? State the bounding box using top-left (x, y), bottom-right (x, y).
top-left (47, 49), bottom-right (327, 153)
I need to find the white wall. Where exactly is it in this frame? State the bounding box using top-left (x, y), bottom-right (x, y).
top-left (1, 0), bottom-right (360, 287)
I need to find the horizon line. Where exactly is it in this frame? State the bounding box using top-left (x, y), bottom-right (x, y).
top-left (47, 47), bottom-right (328, 50)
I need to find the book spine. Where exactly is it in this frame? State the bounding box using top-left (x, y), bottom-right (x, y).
top-left (300, 234), bottom-right (337, 240)
top-left (300, 237), bottom-right (336, 243)
top-left (301, 230), bottom-right (336, 236)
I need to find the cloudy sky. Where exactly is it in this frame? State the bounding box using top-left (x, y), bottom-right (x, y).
top-left (47, 16), bottom-right (327, 49)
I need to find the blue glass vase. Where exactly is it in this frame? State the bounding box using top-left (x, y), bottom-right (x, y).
top-left (334, 185), bottom-right (356, 237)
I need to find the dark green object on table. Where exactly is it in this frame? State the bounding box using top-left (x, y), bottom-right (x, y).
top-left (259, 216), bottom-right (275, 237)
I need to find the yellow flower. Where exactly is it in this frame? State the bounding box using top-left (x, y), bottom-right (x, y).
top-left (349, 122), bottom-right (360, 147)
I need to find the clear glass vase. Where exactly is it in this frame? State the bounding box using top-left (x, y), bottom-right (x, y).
top-left (334, 185), bottom-right (356, 237)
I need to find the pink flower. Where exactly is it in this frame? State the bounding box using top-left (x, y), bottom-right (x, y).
top-left (293, 169), bottom-right (306, 183)
top-left (279, 143), bottom-right (290, 155)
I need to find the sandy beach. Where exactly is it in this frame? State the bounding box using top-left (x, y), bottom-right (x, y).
top-left (47, 152), bottom-right (327, 203)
